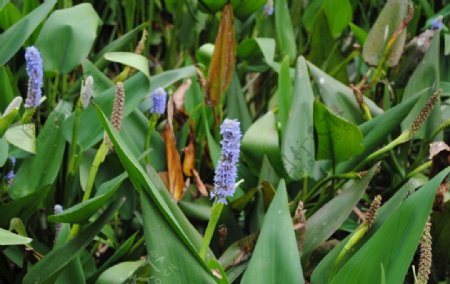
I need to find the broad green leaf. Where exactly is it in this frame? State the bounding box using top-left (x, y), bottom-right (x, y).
top-left (330, 167), bottom-right (450, 284)
top-left (0, 0), bottom-right (9, 10)
top-left (92, 104), bottom-right (214, 275)
top-left (233, 0), bottom-right (265, 19)
top-left (281, 56), bottom-right (315, 179)
top-left (35, 3), bottom-right (101, 73)
top-left (236, 37), bottom-right (276, 69)
top-left (275, 0), bottom-right (297, 60)
top-left (362, 0), bottom-right (409, 66)
top-left (9, 101), bottom-right (71, 199)
top-left (241, 180), bottom-right (304, 284)
top-left (0, 0), bottom-right (56, 65)
top-left (0, 3), bottom-right (21, 30)
top-left (323, 0), bottom-right (352, 38)
top-left (307, 61), bottom-right (383, 124)
top-left (55, 257), bottom-right (85, 284)
top-left (314, 101), bottom-right (364, 163)
top-left (199, 0), bottom-right (227, 12)
top-left (311, 180), bottom-right (417, 283)
top-left (141, 192), bottom-right (215, 283)
top-left (22, 199), bottom-right (124, 284)
top-left (96, 260), bottom-right (148, 284)
top-left (5, 123), bottom-right (35, 154)
top-left (0, 186), bottom-right (52, 227)
top-left (206, 4), bottom-right (235, 106)
top-left (278, 55), bottom-right (292, 130)
top-left (241, 111), bottom-right (284, 176)
top-left (104, 52), bottom-right (150, 80)
top-left (401, 35), bottom-right (441, 139)
top-left (0, 227), bottom-right (32, 245)
top-left (226, 72), bottom-right (252, 132)
top-left (302, 164), bottom-right (378, 258)
top-left (48, 174), bottom-right (126, 224)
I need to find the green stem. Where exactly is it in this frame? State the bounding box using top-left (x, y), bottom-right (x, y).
top-left (69, 142), bottom-right (109, 238)
top-left (199, 201), bottom-right (224, 260)
top-left (20, 108), bottom-right (36, 124)
top-left (357, 130), bottom-right (412, 170)
top-left (67, 103), bottom-right (82, 176)
top-left (405, 161), bottom-right (432, 179)
top-left (145, 113), bottom-right (159, 165)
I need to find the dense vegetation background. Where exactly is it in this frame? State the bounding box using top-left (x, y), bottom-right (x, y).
top-left (0, 0), bottom-right (449, 283)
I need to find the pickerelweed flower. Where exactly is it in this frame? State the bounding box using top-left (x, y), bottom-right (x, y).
top-left (263, 0), bottom-right (274, 16)
top-left (211, 119), bottom-right (242, 204)
top-left (4, 170), bottom-right (14, 184)
top-left (150, 87), bottom-right (167, 115)
top-left (24, 46), bottom-right (43, 108)
top-left (430, 16), bottom-right (444, 30)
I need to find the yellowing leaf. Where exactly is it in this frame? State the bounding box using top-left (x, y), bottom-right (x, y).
top-left (163, 124), bottom-right (185, 201)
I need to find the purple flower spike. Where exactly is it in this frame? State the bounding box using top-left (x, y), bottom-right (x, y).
top-left (150, 87), bottom-right (167, 115)
top-left (211, 119), bottom-right (242, 204)
top-left (430, 16), bottom-right (444, 31)
top-left (24, 46), bottom-right (43, 108)
top-left (264, 0), bottom-right (274, 16)
top-left (4, 170), bottom-right (15, 184)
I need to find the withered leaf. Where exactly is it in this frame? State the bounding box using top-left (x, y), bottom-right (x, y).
top-left (206, 3), bottom-right (236, 106)
top-left (163, 124), bottom-right (185, 201)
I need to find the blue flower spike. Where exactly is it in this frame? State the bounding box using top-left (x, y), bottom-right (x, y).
top-left (24, 46), bottom-right (43, 108)
top-left (211, 118), bottom-right (242, 204)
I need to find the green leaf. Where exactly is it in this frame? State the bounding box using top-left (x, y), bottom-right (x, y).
top-left (275, 0), bottom-right (297, 60)
top-left (48, 173), bottom-right (126, 224)
top-left (278, 55), bottom-right (292, 130)
top-left (0, 227), bottom-right (32, 245)
top-left (96, 260), bottom-right (148, 284)
top-left (330, 167), bottom-right (450, 283)
top-left (233, 0), bottom-right (265, 19)
top-left (226, 72), bottom-right (252, 132)
top-left (9, 101), bottom-right (71, 199)
top-left (141, 192), bottom-right (215, 283)
top-left (401, 35), bottom-right (441, 139)
top-left (323, 0), bottom-right (352, 38)
top-left (35, 3), bottom-right (101, 73)
top-left (307, 61), bottom-right (383, 124)
top-left (281, 56), bottom-right (315, 179)
top-left (0, 66), bottom-right (16, 111)
top-left (22, 199), bottom-right (124, 284)
top-left (0, 0), bottom-right (56, 65)
top-left (241, 111), bottom-right (284, 176)
top-left (302, 164), bottom-right (378, 258)
top-left (241, 180), bottom-right (304, 284)
top-left (93, 23), bottom-right (146, 69)
top-left (0, 137), bottom-right (7, 166)
top-left (104, 52), bottom-right (150, 81)
top-left (5, 123), bottom-right (35, 154)
top-left (362, 0), bottom-right (409, 66)
top-left (313, 100), bottom-right (364, 163)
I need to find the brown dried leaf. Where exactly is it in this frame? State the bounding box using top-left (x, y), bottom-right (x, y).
top-left (183, 139), bottom-right (195, 176)
top-left (206, 4), bottom-right (236, 106)
top-left (192, 169), bottom-right (208, 197)
top-left (163, 124), bottom-right (185, 201)
top-left (173, 79), bottom-right (192, 111)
